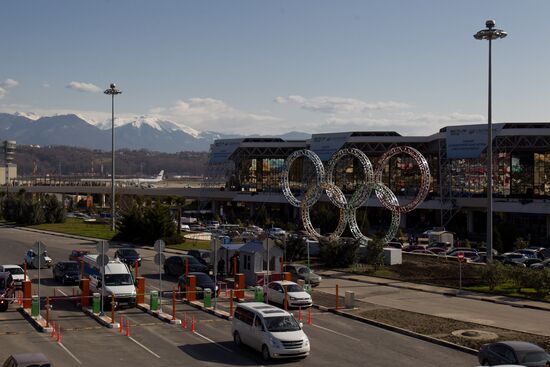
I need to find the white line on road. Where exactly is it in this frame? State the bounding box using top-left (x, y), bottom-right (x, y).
top-left (193, 331), bottom-right (233, 353)
top-left (128, 336), bottom-right (161, 359)
top-left (56, 288), bottom-right (68, 297)
top-left (310, 323), bottom-right (361, 342)
top-left (58, 342), bottom-right (83, 365)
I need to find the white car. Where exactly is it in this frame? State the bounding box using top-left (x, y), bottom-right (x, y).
top-left (0, 265), bottom-right (29, 289)
top-left (267, 227), bottom-right (286, 238)
top-left (232, 302), bottom-right (310, 360)
top-left (264, 281), bottom-right (312, 308)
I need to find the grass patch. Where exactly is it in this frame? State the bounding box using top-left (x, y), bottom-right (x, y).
top-left (29, 218), bottom-right (116, 240)
top-left (166, 240), bottom-right (211, 251)
top-left (464, 281), bottom-right (550, 302)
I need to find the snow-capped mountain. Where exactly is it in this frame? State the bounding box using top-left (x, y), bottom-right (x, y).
top-left (0, 112), bottom-right (310, 152)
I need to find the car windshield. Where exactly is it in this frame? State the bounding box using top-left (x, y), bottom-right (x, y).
top-left (64, 263), bottom-right (79, 271)
top-left (6, 267), bottom-right (24, 275)
top-left (104, 274), bottom-right (133, 286)
top-left (518, 351), bottom-right (550, 364)
top-left (283, 284), bottom-right (304, 292)
top-left (264, 315), bottom-right (301, 332)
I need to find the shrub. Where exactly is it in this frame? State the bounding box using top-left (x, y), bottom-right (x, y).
top-left (319, 237), bottom-right (359, 268)
top-left (482, 262), bottom-right (506, 291)
top-left (361, 237), bottom-right (385, 269)
top-left (506, 265), bottom-right (525, 292)
top-left (280, 236), bottom-right (306, 262)
top-left (513, 237), bottom-right (529, 250)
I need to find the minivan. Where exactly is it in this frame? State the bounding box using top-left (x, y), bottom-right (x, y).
top-left (82, 255), bottom-right (137, 307)
top-left (232, 302), bottom-right (310, 361)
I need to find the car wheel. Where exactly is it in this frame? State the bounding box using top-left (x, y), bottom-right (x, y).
top-left (261, 345), bottom-right (271, 361)
top-left (233, 331), bottom-right (242, 347)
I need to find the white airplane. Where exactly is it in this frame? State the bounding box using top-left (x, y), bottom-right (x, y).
top-left (81, 170), bottom-right (164, 187)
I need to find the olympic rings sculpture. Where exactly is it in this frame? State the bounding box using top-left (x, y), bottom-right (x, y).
top-left (281, 146), bottom-right (431, 244)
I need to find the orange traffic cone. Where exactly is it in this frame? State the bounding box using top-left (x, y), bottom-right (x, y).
top-left (119, 316), bottom-right (123, 333)
top-left (183, 312), bottom-right (187, 329)
top-left (125, 319), bottom-right (130, 337)
top-left (57, 323), bottom-right (61, 343)
top-left (191, 315), bottom-right (195, 333)
top-left (51, 321), bottom-right (55, 338)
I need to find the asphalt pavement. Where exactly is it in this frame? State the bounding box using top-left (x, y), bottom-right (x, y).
top-left (0, 226), bottom-right (477, 366)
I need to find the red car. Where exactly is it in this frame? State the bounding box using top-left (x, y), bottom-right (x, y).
top-left (69, 249), bottom-right (90, 262)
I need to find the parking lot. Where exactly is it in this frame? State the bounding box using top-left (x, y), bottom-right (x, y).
top-left (0, 226), bottom-right (477, 366)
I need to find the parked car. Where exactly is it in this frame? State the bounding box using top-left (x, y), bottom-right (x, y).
top-left (411, 249), bottom-right (438, 256)
top-left (266, 227), bottom-right (286, 238)
top-left (403, 245), bottom-right (428, 252)
top-left (501, 253), bottom-right (529, 267)
top-left (52, 261), bottom-right (80, 285)
top-left (528, 246), bottom-right (550, 259)
top-left (232, 302), bottom-right (310, 361)
top-left (530, 259), bottom-right (550, 270)
top-left (425, 247), bottom-right (447, 255)
top-left (264, 281), bottom-right (312, 308)
top-left (478, 341), bottom-right (550, 366)
top-left (163, 255), bottom-right (208, 276)
top-left (283, 264), bottom-right (321, 287)
top-left (515, 249), bottom-right (544, 261)
top-left (187, 249), bottom-right (211, 268)
top-left (0, 272), bottom-right (15, 312)
top-left (0, 265), bottom-right (29, 289)
top-left (114, 248), bottom-right (142, 267)
top-left (177, 272), bottom-right (219, 298)
top-left (24, 249), bottom-right (52, 269)
top-left (69, 249), bottom-right (90, 262)
top-left (2, 353), bottom-right (51, 367)
top-left (446, 248), bottom-right (479, 257)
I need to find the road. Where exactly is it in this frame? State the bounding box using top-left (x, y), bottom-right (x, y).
top-left (0, 226), bottom-right (477, 366)
top-left (317, 275), bottom-right (550, 337)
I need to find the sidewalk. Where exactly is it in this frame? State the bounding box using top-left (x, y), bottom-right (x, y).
top-left (314, 269), bottom-right (550, 337)
top-left (317, 269), bottom-right (550, 312)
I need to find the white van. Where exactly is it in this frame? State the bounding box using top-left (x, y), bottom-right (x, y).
top-left (232, 302), bottom-right (310, 361)
top-left (82, 255), bottom-right (136, 307)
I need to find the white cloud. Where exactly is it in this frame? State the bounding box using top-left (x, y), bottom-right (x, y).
top-left (149, 97), bottom-right (280, 133)
top-left (0, 78), bottom-right (19, 99)
top-left (0, 78), bottom-right (19, 89)
top-left (42, 83), bottom-right (50, 88)
top-left (275, 95), bottom-right (411, 114)
top-left (66, 81), bottom-right (101, 93)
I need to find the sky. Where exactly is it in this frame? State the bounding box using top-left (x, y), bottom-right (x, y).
top-left (1, 0), bottom-right (549, 136)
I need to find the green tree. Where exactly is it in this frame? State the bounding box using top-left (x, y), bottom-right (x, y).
top-left (18, 199), bottom-right (45, 225)
top-left (43, 195), bottom-right (65, 223)
top-left (513, 237), bottom-right (529, 250)
top-left (362, 237), bottom-right (385, 269)
top-left (280, 236), bottom-right (307, 262)
top-left (319, 237), bottom-right (359, 268)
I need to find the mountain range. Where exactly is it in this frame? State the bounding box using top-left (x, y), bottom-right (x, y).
top-left (0, 113), bottom-right (311, 152)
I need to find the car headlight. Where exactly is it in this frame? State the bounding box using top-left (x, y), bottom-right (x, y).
top-left (215, 285), bottom-right (219, 291)
top-left (289, 296), bottom-right (296, 300)
top-left (303, 336), bottom-right (309, 347)
top-left (269, 336), bottom-right (283, 348)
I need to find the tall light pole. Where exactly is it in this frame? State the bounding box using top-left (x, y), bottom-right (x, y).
top-left (474, 20), bottom-right (507, 262)
top-left (104, 83), bottom-right (122, 231)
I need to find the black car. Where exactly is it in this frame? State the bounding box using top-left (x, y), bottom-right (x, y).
top-left (0, 272), bottom-right (15, 312)
top-left (52, 261), bottom-right (80, 285)
top-left (163, 255), bottom-right (208, 276)
top-left (187, 249), bottom-right (211, 267)
top-left (478, 341), bottom-right (550, 366)
top-left (178, 272), bottom-right (219, 298)
top-left (114, 248), bottom-right (142, 267)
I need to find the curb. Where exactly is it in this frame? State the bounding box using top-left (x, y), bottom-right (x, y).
top-left (181, 298), bottom-right (232, 320)
top-left (82, 307), bottom-right (120, 329)
top-left (311, 304), bottom-right (477, 356)
top-left (321, 272), bottom-right (550, 313)
top-left (17, 307), bottom-right (53, 333)
top-left (136, 303), bottom-right (182, 324)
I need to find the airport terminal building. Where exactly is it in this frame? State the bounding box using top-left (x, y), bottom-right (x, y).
top-left (206, 123), bottom-right (550, 245)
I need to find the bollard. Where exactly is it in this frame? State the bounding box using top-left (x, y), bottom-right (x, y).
top-left (183, 312), bottom-right (187, 329)
top-left (51, 321), bottom-right (55, 338)
top-left (45, 297), bottom-right (50, 327)
top-left (191, 315), bottom-right (195, 333)
top-left (335, 284), bottom-right (339, 310)
top-left (57, 323), bottom-right (61, 343)
top-left (229, 290), bottom-right (234, 316)
top-left (187, 275), bottom-right (197, 302)
top-left (235, 273), bottom-right (245, 299)
top-left (254, 286), bottom-right (263, 302)
top-left (172, 290), bottom-right (176, 321)
top-left (31, 295), bottom-right (39, 317)
top-left (136, 277), bottom-right (145, 304)
top-left (92, 293), bottom-right (100, 314)
top-left (23, 280), bottom-right (32, 308)
top-left (119, 316), bottom-right (123, 333)
top-left (203, 288), bottom-right (212, 308)
top-left (125, 319), bottom-right (130, 337)
top-left (80, 278), bottom-right (90, 308)
top-left (283, 272), bottom-right (292, 281)
top-left (111, 294), bottom-right (116, 324)
top-left (344, 290), bottom-right (355, 309)
top-left (150, 291), bottom-right (159, 311)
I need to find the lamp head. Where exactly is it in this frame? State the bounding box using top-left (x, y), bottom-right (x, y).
top-left (485, 20), bottom-right (495, 29)
top-left (110, 83), bottom-right (116, 89)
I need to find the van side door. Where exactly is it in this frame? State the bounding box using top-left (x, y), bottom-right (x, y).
top-left (251, 314), bottom-right (266, 351)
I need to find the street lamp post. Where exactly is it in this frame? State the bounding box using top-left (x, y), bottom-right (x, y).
top-left (474, 20), bottom-right (507, 262)
top-left (104, 83), bottom-right (122, 231)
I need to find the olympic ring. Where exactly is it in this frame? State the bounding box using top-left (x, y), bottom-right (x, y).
top-left (281, 146), bottom-right (431, 244)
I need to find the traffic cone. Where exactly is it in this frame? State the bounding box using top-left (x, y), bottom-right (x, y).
top-left (51, 321), bottom-right (55, 338)
top-left (125, 319), bottom-right (130, 337)
top-left (183, 312), bottom-right (187, 329)
top-left (191, 316), bottom-right (195, 333)
top-left (119, 316), bottom-right (123, 333)
top-left (57, 323), bottom-right (61, 343)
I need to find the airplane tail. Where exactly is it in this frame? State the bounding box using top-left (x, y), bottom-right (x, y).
top-left (157, 170), bottom-right (164, 180)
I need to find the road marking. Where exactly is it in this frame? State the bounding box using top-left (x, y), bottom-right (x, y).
top-left (310, 323), bottom-right (361, 342)
top-left (128, 336), bottom-right (161, 358)
top-left (193, 331), bottom-right (233, 353)
top-left (56, 288), bottom-right (68, 297)
top-left (58, 342), bottom-right (83, 365)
